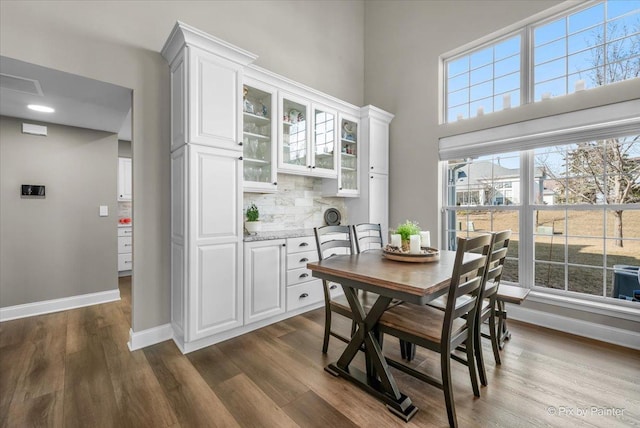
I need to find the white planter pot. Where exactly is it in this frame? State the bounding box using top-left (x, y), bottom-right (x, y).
top-left (245, 221), bottom-right (261, 233)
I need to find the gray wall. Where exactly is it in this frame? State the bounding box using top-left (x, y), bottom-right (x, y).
top-left (0, 0), bottom-right (365, 331)
top-left (0, 116), bottom-right (118, 306)
top-left (118, 140), bottom-right (132, 158)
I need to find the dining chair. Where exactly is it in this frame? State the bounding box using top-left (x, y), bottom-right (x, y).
top-left (423, 230), bottom-right (511, 386)
top-left (314, 225), bottom-right (378, 353)
top-left (352, 223), bottom-right (384, 253)
top-left (377, 234), bottom-right (494, 428)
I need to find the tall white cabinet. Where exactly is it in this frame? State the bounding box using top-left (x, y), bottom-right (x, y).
top-left (162, 22), bottom-right (257, 352)
top-left (347, 106), bottom-right (394, 240)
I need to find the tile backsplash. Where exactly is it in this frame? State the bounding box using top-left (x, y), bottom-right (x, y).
top-left (244, 174), bottom-right (347, 232)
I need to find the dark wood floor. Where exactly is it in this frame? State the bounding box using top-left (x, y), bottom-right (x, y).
top-left (1, 277), bottom-right (639, 427)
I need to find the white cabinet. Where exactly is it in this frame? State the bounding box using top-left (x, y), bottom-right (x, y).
top-left (117, 226), bottom-right (133, 272)
top-left (278, 93), bottom-right (338, 179)
top-left (244, 239), bottom-right (286, 324)
top-left (162, 22), bottom-right (257, 352)
top-left (346, 105), bottom-right (394, 240)
top-left (323, 113), bottom-right (360, 197)
top-left (242, 79), bottom-right (278, 193)
top-left (285, 235), bottom-right (324, 311)
top-left (118, 157), bottom-right (132, 201)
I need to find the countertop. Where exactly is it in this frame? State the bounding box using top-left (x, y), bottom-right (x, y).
top-left (243, 228), bottom-right (314, 242)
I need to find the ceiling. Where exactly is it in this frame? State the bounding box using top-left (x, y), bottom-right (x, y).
top-left (0, 56), bottom-right (132, 141)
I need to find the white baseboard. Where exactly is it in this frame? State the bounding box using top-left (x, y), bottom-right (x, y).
top-left (0, 289), bottom-right (120, 322)
top-left (128, 324), bottom-right (173, 351)
top-left (507, 304), bottom-right (640, 350)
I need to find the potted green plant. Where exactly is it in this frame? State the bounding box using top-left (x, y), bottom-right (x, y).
top-left (245, 203), bottom-right (261, 233)
top-left (395, 220), bottom-right (421, 251)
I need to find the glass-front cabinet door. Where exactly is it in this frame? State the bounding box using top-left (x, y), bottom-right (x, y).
top-left (242, 81), bottom-right (277, 192)
top-left (311, 105), bottom-right (338, 177)
top-left (279, 93), bottom-right (310, 174)
top-left (338, 114), bottom-right (359, 196)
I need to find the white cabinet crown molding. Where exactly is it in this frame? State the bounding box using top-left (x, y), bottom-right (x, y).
top-left (162, 21), bottom-right (258, 67)
top-left (360, 105), bottom-right (395, 123)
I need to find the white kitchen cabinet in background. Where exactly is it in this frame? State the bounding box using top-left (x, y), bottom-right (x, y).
top-left (346, 106), bottom-right (394, 240)
top-left (117, 226), bottom-right (133, 272)
top-left (244, 239), bottom-right (286, 324)
top-left (118, 157), bottom-right (132, 201)
top-left (163, 22), bottom-right (255, 353)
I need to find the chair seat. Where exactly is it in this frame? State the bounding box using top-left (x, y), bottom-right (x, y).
top-left (428, 295), bottom-right (490, 313)
top-left (379, 303), bottom-right (467, 344)
top-left (330, 292), bottom-right (400, 316)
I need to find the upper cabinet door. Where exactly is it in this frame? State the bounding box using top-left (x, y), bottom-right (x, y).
top-left (242, 79), bottom-right (278, 193)
top-left (338, 114), bottom-right (360, 196)
top-left (188, 45), bottom-right (242, 151)
top-left (368, 118), bottom-right (390, 175)
top-left (118, 157), bottom-right (132, 201)
top-left (311, 104), bottom-right (338, 178)
top-left (278, 92), bottom-right (311, 174)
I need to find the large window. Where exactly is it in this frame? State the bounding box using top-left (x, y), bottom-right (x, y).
top-left (444, 135), bottom-right (640, 303)
top-left (443, 0), bottom-right (640, 123)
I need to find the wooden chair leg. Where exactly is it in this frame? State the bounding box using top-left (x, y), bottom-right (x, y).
top-left (322, 307), bottom-right (331, 354)
top-left (489, 309), bottom-right (502, 365)
top-left (466, 335), bottom-right (480, 397)
top-left (474, 320), bottom-right (488, 387)
top-left (441, 349), bottom-right (458, 428)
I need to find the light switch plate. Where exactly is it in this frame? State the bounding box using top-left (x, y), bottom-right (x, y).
top-left (99, 205), bottom-right (109, 217)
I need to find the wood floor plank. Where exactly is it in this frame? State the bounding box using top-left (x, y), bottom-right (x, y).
top-left (282, 389), bottom-right (359, 428)
top-left (186, 343), bottom-right (242, 388)
top-left (6, 390), bottom-right (63, 428)
top-left (144, 340), bottom-right (240, 428)
top-left (215, 373), bottom-right (299, 428)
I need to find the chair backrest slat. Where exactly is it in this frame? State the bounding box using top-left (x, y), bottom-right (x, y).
top-left (314, 225), bottom-right (354, 261)
top-left (352, 223), bottom-right (383, 253)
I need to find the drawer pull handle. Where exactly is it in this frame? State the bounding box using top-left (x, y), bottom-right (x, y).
top-left (330, 284), bottom-right (338, 290)
top-left (299, 273), bottom-right (309, 279)
top-left (125, 261), bottom-right (132, 264)
top-left (124, 244), bottom-right (132, 247)
top-left (299, 242), bottom-right (309, 247)
top-left (299, 258), bottom-right (308, 263)
top-left (299, 293), bottom-right (309, 299)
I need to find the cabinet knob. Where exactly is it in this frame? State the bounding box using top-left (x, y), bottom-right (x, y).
top-left (239, 156), bottom-right (243, 160)
top-left (299, 293), bottom-right (309, 299)
top-left (239, 142), bottom-right (243, 146)
top-left (339, 187), bottom-right (343, 190)
top-left (273, 182), bottom-right (277, 185)
top-left (329, 284), bottom-right (338, 290)
top-left (371, 166), bottom-right (374, 169)
top-left (308, 165), bottom-right (312, 168)
top-left (282, 243), bottom-right (286, 247)
top-left (312, 165), bottom-right (316, 169)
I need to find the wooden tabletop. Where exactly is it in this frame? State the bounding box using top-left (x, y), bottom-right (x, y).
top-left (308, 250), bottom-right (482, 305)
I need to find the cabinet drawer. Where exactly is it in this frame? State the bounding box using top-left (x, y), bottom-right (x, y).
top-left (118, 236), bottom-right (133, 254)
top-left (287, 250), bottom-right (318, 270)
top-left (118, 253), bottom-right (133, 271)
top-left (118, 227), bottom-right (133, 237)
top-left (286, 236), bottom-right (315, 254)
top-left (287, 267), bottom-right (315, 286)
top-left (286, 280), bottom-right (324, 311)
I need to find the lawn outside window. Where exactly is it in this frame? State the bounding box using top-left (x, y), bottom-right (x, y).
top-left (442, 135), bottom-right (640, 305)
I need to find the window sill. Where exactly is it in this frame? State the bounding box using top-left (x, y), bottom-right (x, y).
top-left (525, 289), bottom-right (640, 324)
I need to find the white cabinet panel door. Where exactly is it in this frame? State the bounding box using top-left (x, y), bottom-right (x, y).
top-left (191, 243), bottom-right (242, 340)
top-left (369, 173), bottom-right (389, 241)
top-left (244, 240), bottom-right (286, 324)
top-left (189, 46), bottom-right (240, 150)
top-left (118, 157), bottom-right (132, 201)
top-left (368, 119), bottom-right (389, 175)
top-left (171, 50), bottom-right (186, 151)
top-left (192, 146), bottom-right (240, 240)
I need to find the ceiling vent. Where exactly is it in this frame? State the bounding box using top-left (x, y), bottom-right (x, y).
top-left (0, 73), bottom-right (43, 96)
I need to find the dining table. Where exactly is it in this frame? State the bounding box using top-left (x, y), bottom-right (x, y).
top-left (307, 249), bottom-right (482, 422)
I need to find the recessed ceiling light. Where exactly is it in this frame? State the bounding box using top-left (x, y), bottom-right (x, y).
top-left (27, 104), bottom-right (55, 113)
